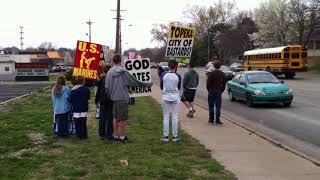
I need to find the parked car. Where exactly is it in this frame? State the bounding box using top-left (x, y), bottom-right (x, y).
top-left (50, 66), bottom-right (66, 73)
top-left (150, 62), bottom-right (157, 69)
top-left (206, 62), bottom-right (234, 80)
top-left (178, 63), bottom-right (187, 68)
top-left (227, 71), bottom-right (293, 107)
top-left (229, 63), bottom-right (244, 72)
top-left (159, 62), bottom-right (169, 71)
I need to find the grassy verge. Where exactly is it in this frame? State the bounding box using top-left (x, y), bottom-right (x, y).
top-left (0, 87), bottom-right (234, 179)
top-left (308, 66), bottom-right (320, 74)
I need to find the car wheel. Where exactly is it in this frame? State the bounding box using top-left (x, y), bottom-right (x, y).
top-left (283, 102), bottom-right (292, 107)
top-left (246, 93), bottom-right (254, 107)
top-left (285, 72), bottom-right (295, 79)
top-left (228, 89), bottom-right (235, 102)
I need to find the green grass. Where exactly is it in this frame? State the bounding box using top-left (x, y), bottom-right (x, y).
top-left (0, 88), bottom-right (235, 179)
top-left (308, 66), bottom-right (320, 74)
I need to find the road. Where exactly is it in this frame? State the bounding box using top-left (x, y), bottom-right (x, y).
top-left (0, 83), bottom-right (51, 103)
top-left (151, 68), bottom-right (320, 162)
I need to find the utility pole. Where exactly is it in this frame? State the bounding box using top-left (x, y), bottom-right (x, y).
top-left (19, 26), bottom-right (24, 50)
top-left (86, 19), bottom-right (93, 42)
top-left (115, 0), bottom-right (121, 54)
top-left (112, 0), bottom-right (126, 55)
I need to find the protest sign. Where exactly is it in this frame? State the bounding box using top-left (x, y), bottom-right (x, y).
top-left (73, 41), bottom-right (102, 80)
top-left (128, 52), bottom-right (136, 60)
top-left (165, 25), bottom-right (196, 64)
top-left (124, 58), bottom-right (152, 97)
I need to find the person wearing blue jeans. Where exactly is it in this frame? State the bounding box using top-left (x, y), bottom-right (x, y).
top-left (208, 93), bottom-right (222, 123)
top-left (51, 75), bottom-right (71, 137)
top-left (206, 60), bottom-right (226, 125)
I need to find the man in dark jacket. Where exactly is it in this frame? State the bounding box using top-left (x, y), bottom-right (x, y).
top-left (206, 60), bottom-right (226, 125)
top-left (95, 65), bottom-right (113, 140)
top-left (181, 61), bottom-right (199, 118)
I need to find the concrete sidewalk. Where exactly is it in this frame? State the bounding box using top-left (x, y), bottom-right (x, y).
top-left (151, 85), bottom-right (320, 180)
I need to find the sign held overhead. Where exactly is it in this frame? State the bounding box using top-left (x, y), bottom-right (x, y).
top-left (165, 25), bottom-right (196, 64)
top-left (73, 41), bottom-right (102, 80)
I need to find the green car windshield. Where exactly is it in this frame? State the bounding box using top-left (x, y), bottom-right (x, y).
top-left (247, 73), bottom-right (280, 84)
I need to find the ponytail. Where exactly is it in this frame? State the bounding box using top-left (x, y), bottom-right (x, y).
top-left (54, 75), bottom-right (66, 96)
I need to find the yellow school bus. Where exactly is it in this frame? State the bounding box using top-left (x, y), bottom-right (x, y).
top-left (243, 45), bottom-right (308, 78)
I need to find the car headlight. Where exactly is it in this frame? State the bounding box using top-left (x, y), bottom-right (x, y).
top-left (286, 89), bottom-right (293, 94)
top-left (254, 90), bottom-right (265, 95)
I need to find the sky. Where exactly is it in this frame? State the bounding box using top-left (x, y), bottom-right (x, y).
top-left (0, 0), bottom-right (262, 51)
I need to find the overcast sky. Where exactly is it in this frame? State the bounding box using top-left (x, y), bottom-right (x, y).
top-left (0, 0), bottom-right (261, 50)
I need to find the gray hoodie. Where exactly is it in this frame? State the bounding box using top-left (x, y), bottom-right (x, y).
top-left (105, 66), bottom-right (152, 102)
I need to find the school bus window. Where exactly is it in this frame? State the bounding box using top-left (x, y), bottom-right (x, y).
top-left (278, 53), bottom-right (281, 59)
top-left (284, 52), bottom-right (290, 59)
top-left (291, 53), bottom-right (300, 59)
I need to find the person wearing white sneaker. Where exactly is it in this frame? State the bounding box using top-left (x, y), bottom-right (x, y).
top-left (160, 60), bottom-right (181, 142)
top-left (181, 61), bottom-right (199, 118)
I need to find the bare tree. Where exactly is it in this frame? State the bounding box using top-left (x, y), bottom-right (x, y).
top-left (150, 24), bottom-right (170, 46)
top-left (303, 0), bottom-right (320, 46)
top-left (38, 42), bottom-right (56, 51)
top-left (251, 0), bottom-right (290, 47)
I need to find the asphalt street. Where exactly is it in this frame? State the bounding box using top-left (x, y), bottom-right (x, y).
top-left (151, 68), bottom-right (320, 162)
top-left (0, 83), bottom-right (51, 103)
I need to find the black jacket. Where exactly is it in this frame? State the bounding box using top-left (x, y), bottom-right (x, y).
top-left (70, 85), bottom-right (90, 113)
top-left (95, 76), bottom-right (110, 105)
top-left (206, 70), bottom-right (227, 93)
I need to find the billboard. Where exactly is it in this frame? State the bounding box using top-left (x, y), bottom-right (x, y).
top-left (15, 63), bottom-right (49, 81)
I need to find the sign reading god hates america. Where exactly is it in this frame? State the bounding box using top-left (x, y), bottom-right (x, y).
top-left (124, 58), bottom-right (152, 97)
top-left (73, 41), bottom-right (102, 80)
top-left (165, 25), bottom-right (196, 64)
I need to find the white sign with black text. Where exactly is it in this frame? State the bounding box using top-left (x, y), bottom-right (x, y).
top-left (124, 58), bottom-right (152, 97)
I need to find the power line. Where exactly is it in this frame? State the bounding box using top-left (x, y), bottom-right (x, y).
top-left (19, 26), bottom-right (24, 50)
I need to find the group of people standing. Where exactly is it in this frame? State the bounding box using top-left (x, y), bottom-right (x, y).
top-left (52, 55), bottom-right (151, 143)
top-left (52, 54), bottom-right (226, 144)
top-left (159, 58), bottom-right (227, 141)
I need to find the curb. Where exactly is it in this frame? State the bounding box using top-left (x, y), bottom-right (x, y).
top-left (0, 85), bottom-right (52, 106)
top-left (193, 101), bottom-right (320, 166)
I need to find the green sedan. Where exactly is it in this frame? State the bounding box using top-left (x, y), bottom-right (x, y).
top-left (227, 71), bottom-right (293, 107)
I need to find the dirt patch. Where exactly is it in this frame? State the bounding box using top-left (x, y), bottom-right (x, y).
top-left (46, 148), bottom-right (64, 155)
top-left (193, 169), bottom-right (213, 178)
top-left (0, 104), bottom-right (10, 112)
top-left (28, 133), bottom-right (46, 145)
top-left (27, 162), bottom-right (54, 178)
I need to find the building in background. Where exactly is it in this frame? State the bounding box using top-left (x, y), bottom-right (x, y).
top-left (0, 54), bottom-right (32, 81)
top-left (307, 31), bottom-right (320, 67)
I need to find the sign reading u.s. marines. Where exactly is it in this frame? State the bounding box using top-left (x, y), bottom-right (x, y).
top-left (73, 41), bottom-right (102, 80)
